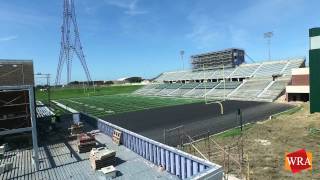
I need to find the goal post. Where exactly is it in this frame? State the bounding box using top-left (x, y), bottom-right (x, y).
top-left (202, 63), bottom-right (225, 115)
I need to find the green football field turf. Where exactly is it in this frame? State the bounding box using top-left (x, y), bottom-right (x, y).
top-left (36, 85), bottom-right (143, 100)
top-left (56, 94), bottom-right (202, 117)
top-left (37, 85), bottom-right (202, 117)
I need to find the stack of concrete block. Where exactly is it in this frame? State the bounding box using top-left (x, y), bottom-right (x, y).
top-left (90, 147), bottom-right (116, 170)
top-left (77, 133), bottom-right (96, 153)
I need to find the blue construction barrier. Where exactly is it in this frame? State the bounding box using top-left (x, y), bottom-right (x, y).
top-left (81, 113), bottom-right (223, 180)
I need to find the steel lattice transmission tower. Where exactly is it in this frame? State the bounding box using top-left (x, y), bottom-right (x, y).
top-left (55, 0), bottom-right (92, 85)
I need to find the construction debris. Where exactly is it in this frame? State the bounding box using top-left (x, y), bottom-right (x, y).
top-left (69, 122), bottom-right (84, 135)
top-left (98, 165), bottom-right (117, 179)
top-left (0, 162), bottom-right (13, 174)
top-left (0, 145), bottom-right (5, 159)
top-left (90, 147), bottom-right (116, 170)
top-left (77, 133), bottom-right (96, 153)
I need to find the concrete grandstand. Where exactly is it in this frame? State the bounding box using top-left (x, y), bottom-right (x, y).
top-left (134, 57), bottom-right (305, 102)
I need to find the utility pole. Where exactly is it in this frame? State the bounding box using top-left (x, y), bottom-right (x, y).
top-left (264, 32), bottom-right (273, 61)
top-left (180, 50), bottom-right (185, 70)
top-left (56, 0), bottom-right (93, 85)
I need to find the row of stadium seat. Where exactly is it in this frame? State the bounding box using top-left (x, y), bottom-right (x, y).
top-left (228, 79), bottom-right (272, 100)
top-left (257, 78), bottom-right (290, 101)
top-left (134, 81), bottom-right (242, 98)
top-left (134, 77), bottom-right (291, 102)
top-left (154, 58), bottom-right (304, 82)
top-left (134, 58), bottom-right (304, 102)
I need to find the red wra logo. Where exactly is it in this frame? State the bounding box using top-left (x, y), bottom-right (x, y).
top-left (285, 149), bottom-right (312, 173)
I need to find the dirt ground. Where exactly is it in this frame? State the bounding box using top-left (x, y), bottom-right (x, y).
top-left (183, 102), bottom-right (320, 180)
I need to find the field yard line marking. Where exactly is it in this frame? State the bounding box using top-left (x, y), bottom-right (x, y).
top-left (87, 96), bottom-right (150, 111)
top-left (133, 94), bottom-right (199, 102)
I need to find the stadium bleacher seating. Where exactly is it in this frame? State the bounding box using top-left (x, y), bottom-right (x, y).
top-left (206, 81), bottom-right (242, 99)
top-left (134, 58), bottom-right (305, 102)
top-left (212, 68), bottom-right (235, 79)
top-left (215, 81), bottom-right (242, 89)
top-left (184, 89), bottom-right (207, 97)
top-left (169, 83), bottom-right (200, 96)
top-left (256, 78), bottom-right (290, 101)
top-left (253, 62), bottom-right (287, 77)
top-left (196, 82), bottom-right (219, 89)
top-left (133, 84), bottom-right (159, 95)
top-left (180, 82), bottom-right (200, 89)
top-left (229, 64), bottom-right (259, 77)
top-left (281, 59), bottom-right (304, 76)
top-left (228, 79), bottom-right (272, 100)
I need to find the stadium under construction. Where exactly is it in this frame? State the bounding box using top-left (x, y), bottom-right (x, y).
top-left (0, 44), bottom-right (309, 180)
top-left (0, 0), bottom-right (317, 179)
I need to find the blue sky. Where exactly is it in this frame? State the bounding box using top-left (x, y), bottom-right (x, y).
top-left (0, 0), bottom-right (319, 83)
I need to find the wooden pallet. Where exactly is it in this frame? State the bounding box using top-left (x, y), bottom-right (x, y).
top-left (112, 130), bottom-right (122, 145)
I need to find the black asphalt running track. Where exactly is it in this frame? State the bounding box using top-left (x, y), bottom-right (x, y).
top-left (101, 100), bottom-right (293, 146)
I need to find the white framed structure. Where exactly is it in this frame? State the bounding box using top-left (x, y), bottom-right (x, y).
top-left (0, 85), bottom-right (39, 170)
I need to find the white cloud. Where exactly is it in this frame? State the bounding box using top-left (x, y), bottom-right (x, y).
top-left (104, 0), bottom-right (147, 16)
top-left (186, 13), bottom-right (228, 50)
top-left (0, 35), bottom-right (18, 42)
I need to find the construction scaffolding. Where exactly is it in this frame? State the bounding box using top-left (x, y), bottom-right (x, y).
top-left (0, 86), bottom-right (39, 170)
top-left (191, 48), bottom-right (245, 70)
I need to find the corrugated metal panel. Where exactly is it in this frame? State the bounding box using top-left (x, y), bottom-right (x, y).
top-left (81, 113), bottom-right (223, 180)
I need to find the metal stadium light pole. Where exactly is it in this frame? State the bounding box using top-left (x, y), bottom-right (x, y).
top-left (180, 50), bottom-right (185, 70)
top-left (264, 32), bottom-right (273, 61)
